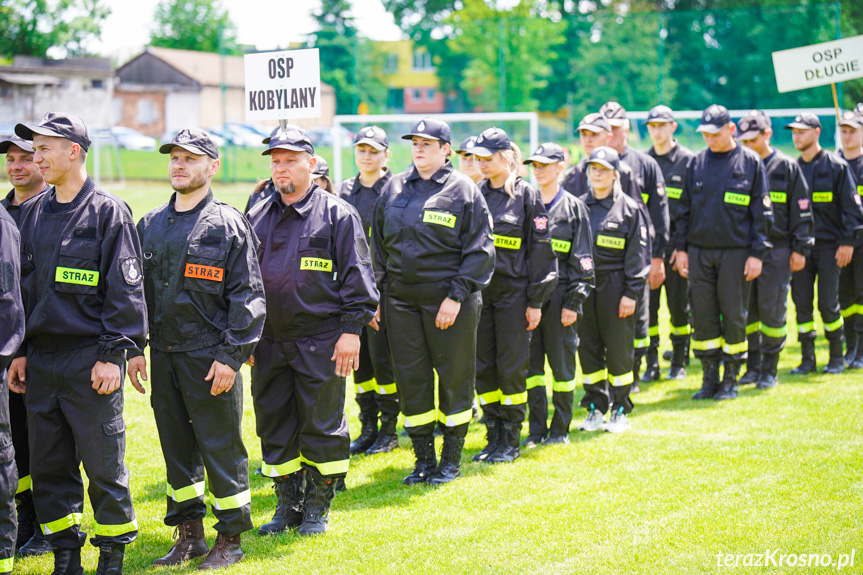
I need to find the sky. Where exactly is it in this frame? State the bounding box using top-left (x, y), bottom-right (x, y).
top-left (97, 0), bottom-right (404, 60)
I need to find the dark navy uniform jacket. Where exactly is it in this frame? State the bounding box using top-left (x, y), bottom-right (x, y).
top-left (17, 177), bottom-right (147, 365)
top-left (762, 149), bottom-right (814, 257)
top-left (0, 204), bottom-right (24, 372)
top-left (676, 144), bottom-right (773, 259)
top-left (562, 158), bottom-right (639, 199)
top-left (133, 190), bottom-right (266, 370)
top-left (620, 146), bottom-right (670, 259)
top-left (338, 168), bottom-right (392, 240)
top-left (245, 179), bottom-right (273, 215)
top-left (798, 149), bottom-right (863, 247)
top-left (545, 189), bottom-right (595, 313)
top-left (838, 151), bottom-right (863, 248)
top-left (481, 177), bottom-right (558, 308)
top-left (248, 183), bottom-right (378, 341)
top-left (648, 141), bottom-right (693, 257)
top-left (372, 160), bottom-right (495, 303)
top-left (2, 186), bottom-right (49, 227)
top-left (581, 187), bottom-right (651, 301)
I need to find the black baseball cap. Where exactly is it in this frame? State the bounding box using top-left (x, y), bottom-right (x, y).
top-left (599, 101), bottom-right (628, 127)
top-left (855, 102), bottom-right (863, 116)
top-left (839, 110), bottom-right (863, 129)
top-left (354, 126), bottom-right (388, 150)
top-left (159, 128), bottom-right (219, 159)
top-left (263, 127), bottom-right (315, 156)
top-left (785, 113), bottom-right (821, 130)
top-left (524, 143), bottom-right (565, 164)
top-left (16, 112), bottom-right (91, 151)
top-left (696, 104), bottom-right (733, 134)
top-left (586, 146), bottom-right (620, 171)
top-left (577, 113), bottom-right (612, 134)
top-left (471, 127), bottom-right (511, 158)
top-left (737, 111), bottom-right (772, 141)
top-left (263, 123), bottom-right (301, 145)
top-left (645, 105), bottom-right (675, 124)
top-left (456, 136), bottom-right (478, 155)
top-left (0, 135), bottom-right (34, 154)
top-left (312, 155), bottom-right (329, 177)
top-left (401, 118), bottom-right (451, 143)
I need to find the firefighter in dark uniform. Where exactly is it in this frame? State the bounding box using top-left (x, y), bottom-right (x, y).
top-left (244, 124), bottom-right (301, 215)
top-left (128, 129), bottom-right (266, 569)
top-left (372, 118), bottom-right (494, 484)
top-left (247, 128), bottom-right (378, 535)
top-left (787, 113), bottom-right (863, 374)
top-left (561, 114), bottom-right (614, 197)
top-left (312, 155), bottom-right (335, 193)
top-left (576, 147), bottom-right (650, 433)
top-left (0, 201), bottom-right (25, 575)
top-left (838, 109), bottom-right (863, 369)
top-left (455, 136), bottom-right (483, 184)
top-left (1, 135), bottom-right (51, 558)
top-left (472, 127), bottom-right (557, 463)
top-left (522, 143), bottom-right (594, 446)
top-left (644, 106), bottom-right (695, 380)
top-left (674, 105), bottom-right (773, 401)
top-left (737, 111), bottom-right (814, 388)
top-left (600, 102), bottom-right (670, 386)
top-left (9, 113), bottom-right (147, 575)
top-left (337, 126), bottom-right (398, 456)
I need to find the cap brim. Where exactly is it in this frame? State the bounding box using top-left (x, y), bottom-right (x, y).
top-left (401, 133), bottom-right (443, 142)
top-left (737, 129), bottom-right (760, 141)
top-left (785, 122), bottom-right (817, 130)
top-left (0, 139), bottom-right (33, 154)
top-left (15, 123), bottom-right (63, 141)
top-left (643, 118), bottom-right (674, 124)
top-left (263, 144), bottom-right (313, 155)
top-left (606, 119), bottom-right (627, 127)
top-left (353, 138), bottom-right (387, 150)
top-left (578, 125), bottom-right (608, 133)
top-left (524, 155), bottom-right (561, 165)
top-left (160, 142), bottom-right (211, 156)
top-left (839, 119), bottom-right (863, 128)
top-left (696, 124), bottom-right (723, 134)
top-left (587, 159), bottom-right (616, 170)
top-left (470, 146), bottom-right (499, 158)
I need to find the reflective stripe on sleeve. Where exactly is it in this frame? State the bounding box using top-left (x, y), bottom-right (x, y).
top-left (15, 474), bottom-right (31, 494)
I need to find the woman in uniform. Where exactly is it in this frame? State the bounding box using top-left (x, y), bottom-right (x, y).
top-left (471, 127), bottom-right (558, 464)
top-left (312, 155), bottom-right (335, 193)
top-left (522, 143), bottom-right (595, 447)
top-left (455, 136), bottom-right (483, 184)
top-left (338, 126), bottom-right (399, 456)
top-left (372, 118), bottom-right (495, 485)
top-left (576, 146), bottom-right (650, 434)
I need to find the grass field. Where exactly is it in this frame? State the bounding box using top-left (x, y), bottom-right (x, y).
top-left (10, 181), bottom-right (863, 575)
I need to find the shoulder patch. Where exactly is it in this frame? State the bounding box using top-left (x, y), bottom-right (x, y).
top-left (0, 261), bottom-right (14, 294)
top-left (657, 184), bottom-right (666, 197)
top-left (798, 198), bottom-right (809, 210)
top-left (855, 194), bottom-right (862, 206)
top-left (120, 257), bottom-right (143, 286)
top-left (355, 236), bottom-right (371, 265)
top-left (579, 256), bottom-right (593, 272)
top-left (762, 194), bottom-right (771, 208)
top-left (533, 216), bottom-right (548, 231)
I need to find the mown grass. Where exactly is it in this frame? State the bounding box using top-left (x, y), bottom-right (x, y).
top-left (11, 181), bottom-right (862, 575)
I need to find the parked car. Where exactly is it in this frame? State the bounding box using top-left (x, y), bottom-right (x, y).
top-left (306, 126), bottom-right (355, 148)
top-left (209, 125), bottom-right (261, 148)
top-left (91, 126), bottom-right (158, 151)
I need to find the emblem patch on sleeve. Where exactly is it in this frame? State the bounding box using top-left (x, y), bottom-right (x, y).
top-left (0, 261), bottom-right (14, 293)
top-left (533, 216), bottom-right (548, 231)
top-left (355, 236), bottom-right (371, 265)
top-left (120, 257), bottom-right (143, 286)
top-left (798, 198), bottom-right (809, 210)
top-left (580, 256), bottom-right (594, 272)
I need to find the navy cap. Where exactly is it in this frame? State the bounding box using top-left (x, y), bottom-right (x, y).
top-left (524, 143), bottom-right (565, 164)
top-left (855, 102), bottom-right (863, 117)
top-left (470, 127), bottom-right (511, 157)
top-left (159, 128), bottom-right (219, 159)
top-left (0, 135), bottom-right (34, 154)
top-left (696, 104), bottom-right (733, 134)
top-left (264, 127), bottom-right (315, 156)
top-left (263, 123), bottom-right (301, 145)
top-left (839, 110), bottom-right (863, 129)
top-left (354, 126), bottom-right (388, 150)
top-left (586, 146), bottom-right (620, 171)
top-left (599, 101), bottom-right (628, 127)
top-left (16, 112), bottom-right (91, 151)
top-left (456, 136), bottom-right (478, 155)
top-left (785, 113), bottom-right (821, 130)
top-left (577, 113), bottom-right (612, 134)
top-left (312, 155), bottom-right (329, 177)
top-left (401, 117), bottom-right (451, 143)
top-left (737, 111), bottom-right (772, 141)
top-left (645, 105), bottom-right (675, 124)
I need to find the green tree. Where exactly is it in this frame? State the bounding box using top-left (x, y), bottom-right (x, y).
top-left (0, 0), bottom-right (110, 57)
top-left (150, 0), bottom-right (239, 55)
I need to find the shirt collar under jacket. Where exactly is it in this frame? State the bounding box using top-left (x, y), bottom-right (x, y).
top-left (44, 175), bottom-right (95, 213)
top-left (168, 189), bottom-right (214, 217)
top-left (585, 182), bottom-right (622, 208)
top-left (350, 166), bottom-right (391, 195)
top-left (405, 159), bottom-right (455, 185)
top-left (266, 182), bottom-right (319, 220)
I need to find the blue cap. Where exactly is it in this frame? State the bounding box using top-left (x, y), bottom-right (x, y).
top-left (587, 146), bottom-right (620, 171)
top-left (470, 127), bottom-right (511, 157)
top-left (263, 127), bottom-right (315, 156)
top-left (524, 143), bottom-right (565, 164)
top-left (401, 117), bottom-right (452, 144)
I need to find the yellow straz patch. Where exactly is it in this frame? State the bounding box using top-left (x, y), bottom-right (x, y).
top-left (493, 235), bottom-right (522, 250)
top-left (666, 187), bottom-right (683, 199)
top-left (300, 258), bottom-right (333, 272)
top-left (185, 263), bottom-right (224, 282)
top-left (551, 239), bottom-right (572, 253)
top-left (812, 191), bottom-right (833, 203)
top-left (55, 267), bottom-right (99, 286)
top-left (423, 211), bottom-right (456, 228)
top-left (596, 235), bottom-right (625, 249)
top-left (724, 192), bottom-right (751, 206)
top-left (769, 191), bottom-right (787, 203)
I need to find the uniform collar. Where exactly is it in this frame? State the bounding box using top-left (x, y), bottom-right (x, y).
top-left (44, 176), bottom-right (94, 213)
top-left (350, 167), bottom-right (391, 195)
top-left (406, 159), bottom-right (454, 185)
top-left (268, 183), bottom-right (319, 219)
top-left (169, 189), bottom-right (214, 216)
top-left (585, 185), bottom-right (621, 208)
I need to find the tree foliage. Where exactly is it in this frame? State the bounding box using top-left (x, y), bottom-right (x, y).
top-left (0, 0), bottom-right (110, 58)
top-left (150, 0), bottom-right (239, 55)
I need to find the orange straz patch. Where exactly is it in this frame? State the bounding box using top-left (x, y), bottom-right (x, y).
top-left (185, 263), bottom-right (224, 282)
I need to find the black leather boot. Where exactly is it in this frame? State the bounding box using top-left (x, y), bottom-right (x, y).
top-left (486, 421), bottom-right (521, 464)
top-left (349, 410), bottom-right (378, 455)
top-left (153, 518), bottom-right (209, 566)
top-left (427, 435), bottom-right (465, 485)
top-left (823, 335), bottom-right (846, 374)
top-left (666, 341), bottom-right (688, 380)
top-left (851, 334), bottom-right (863, 370)
top-left (471, 418), bottom-right (501, 462)
top-left (365, 414), bottom-right (399, 455)
top-left (18, 525), bottom-right (52, 557)
top-left (94, 542), bottom-right (124, 575)
top-left (403, 435), bottom-right (436, 485)
top-left (738, 339), bottom-right (761, 385)
top-left (14, 492), bottom-right (36, 551)
top-left (51, 546), bottom-right (84, 575)
top-left (299, 468), bottom-right (337, 536)
top-left (790, 338), bottom-right (817, 375)
top-left (714, 361), bottom-right (739, 400)
top-left (640, 346), bottom-right (661, 382)
top-left (756, 353), bottom-right (779, 389)
top-left (197, 534), bottom-right (243, 570)
top-left (845, 327), bottom-right (858, 365)
top-left (692, 358), bottom-right (720, 400)
top-left (257, 471), bottom-right (305, 535)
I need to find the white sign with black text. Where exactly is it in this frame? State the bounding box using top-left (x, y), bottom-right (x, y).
top-left (772, 35), bottom-right (863, 93)
top-left (244, 48), bottom-right (321, 121)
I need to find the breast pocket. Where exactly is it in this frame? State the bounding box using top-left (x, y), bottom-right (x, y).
top-left (296, 235), bottom-right (337, 284)
top-left (724, 178), bottom-right (752, 212)
top-left (551, 223), bottom-right (573, 256)
top-left (493, 210), bottom-right (524, 251)
top-left (183, 243), bottom-right (227, 295)
top-left (422, 197), bottom-right (461, 240)
top-left (54, 238), bottom-right (100, 295)
top-left (595, 220), bottom-right (627, 256)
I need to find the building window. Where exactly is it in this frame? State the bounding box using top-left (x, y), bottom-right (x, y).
top-left (382, 53), bottom-right (398, 74)
top-left (411, 88), bottom-right (422, 102)
top-left (137, 99), bottom-right (156, 125)
top-left (91, 79), bottom-right (105, 89)
top-left (427, 88), bottom-right (436, 102)
top-left (388, 88), bottom-right (404, 110)
top-left (412, 50), bottom-right (433, 71)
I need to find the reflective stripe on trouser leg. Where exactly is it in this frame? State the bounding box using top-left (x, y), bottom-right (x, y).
top-left (665, 254), bottom-right (691, 344)
top-left (26, 344), bottom-right (136, 548)
top-left (152, 347), bottom-right (252, 536)
top-left (364, 321), bottom-right (399, 417)
top-left (754, 246), bottom-right (791, 355)
top-left (792, 246), bottom-right (840, 341)
top-left (15, 475), bottom-right (31, 495)
top-left (0, 379), bottom-right (18, 566)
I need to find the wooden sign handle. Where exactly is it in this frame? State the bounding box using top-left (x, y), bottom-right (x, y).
top-left (831, 83), bottom-right (841, 124)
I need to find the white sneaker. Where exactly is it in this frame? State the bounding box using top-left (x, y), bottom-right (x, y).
top-left (603, 411), bottom-right (630, 433)
top-left (577, 409), bottom-right (605, 432)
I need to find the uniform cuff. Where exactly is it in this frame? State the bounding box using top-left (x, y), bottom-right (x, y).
top-left (126, 348), bottom-right (144, 360)
top-left (98, 351), bottom-right (125, 368)
top-left (563, 296), bottom-right (583, 315)
top-left (215, 351), bottom-right (242, 372)
top-left (340, 321), bottom-right (364, 335)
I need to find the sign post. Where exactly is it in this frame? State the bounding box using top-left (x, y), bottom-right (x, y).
top-left (244, 48), bottom-right (322, 131)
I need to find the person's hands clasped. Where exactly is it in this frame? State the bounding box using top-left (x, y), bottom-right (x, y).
top-left (332, 333), bottom-right (361, 377)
